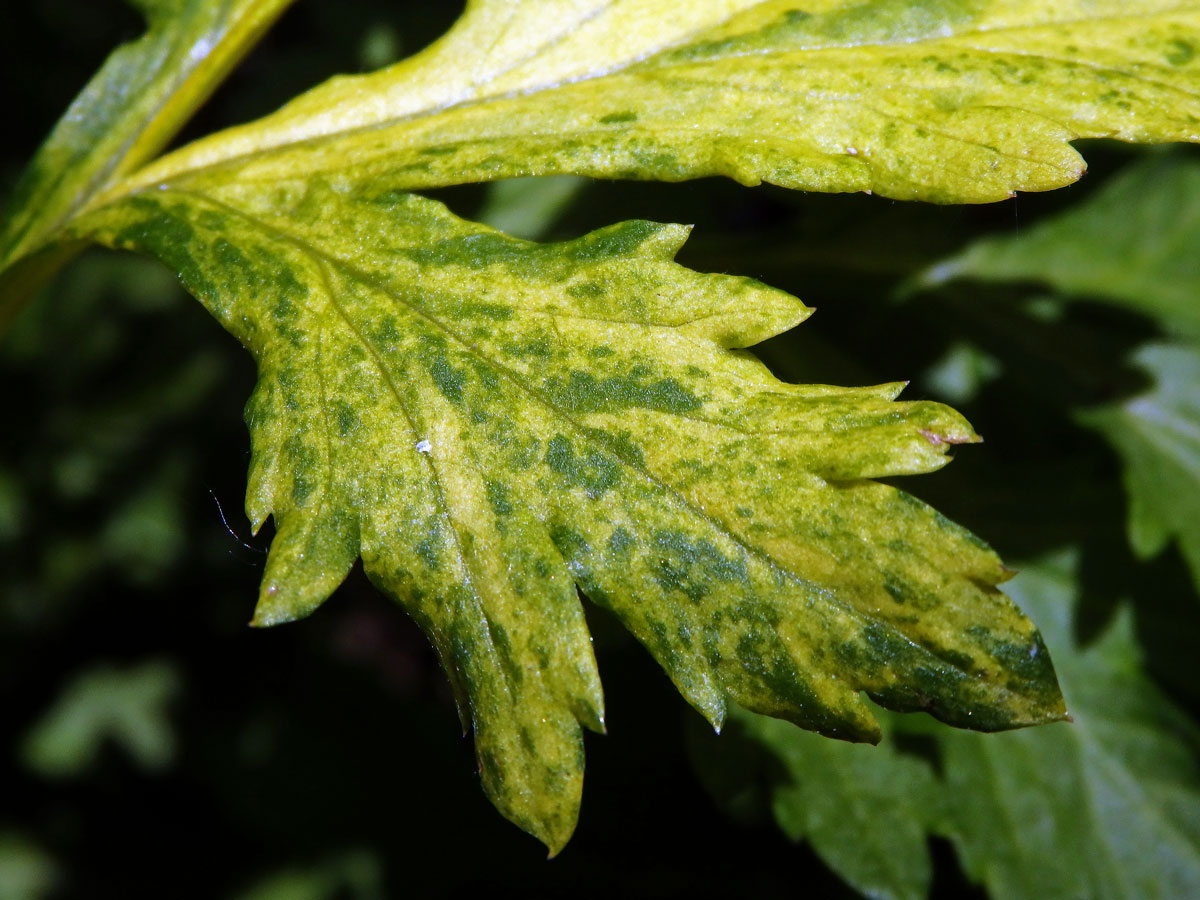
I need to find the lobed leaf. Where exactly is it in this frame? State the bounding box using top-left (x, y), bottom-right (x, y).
top-left (120, 0), bottom-right (1200, 206)
top-left (696, 705), bottom-right (939, 900)
top-left (937, 554), bottom-right (1200, 900)
top-left (696, 553), bottom-right (1200, 900)
top-left (70, 179), bottom-right (1063, 851)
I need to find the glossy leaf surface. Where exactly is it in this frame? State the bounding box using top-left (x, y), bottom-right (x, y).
top-left (121, 0), bottom-right (1200, 206)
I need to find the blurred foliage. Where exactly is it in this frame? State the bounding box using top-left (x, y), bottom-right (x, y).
top-left (21, 660), bottom-right (181, 778)
top-left (3, 1), bottom-right (1200, 897)
top-left (233, 851), bottom-right (382, 900)
top-left (0, 833), bottom-right (60, 900)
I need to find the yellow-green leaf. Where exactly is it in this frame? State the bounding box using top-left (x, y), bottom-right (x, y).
top-left (120, 0), bottom-right (1200, 207)
top-left (0, 0), bottom-right (294, 319)
top-left (69, 179), bottom-right (1064, 852)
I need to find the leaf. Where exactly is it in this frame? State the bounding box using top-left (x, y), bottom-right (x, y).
top-left (114, 0), bottom-right (1200, 209)
top-left (937, 553), bottom-right (1200, 900)
top-left (0, 833), bottom-right (60, 900)
top-left (695, 705), bottom-right (939, 900)
top-left (913, 156), bottom-right (1200, 590)
top-left (476, 176), bottom-right (589, 241)
top-left (21, 660), bottom-right (181, 777)
top-left (918, 155), bottom-right (1200, 336)
top-left (69, 181), bottom-right (1063, 851)
top-left (0, 0), bottom-right (294, 326)
top-left (234, 852), bottom-right (382, 900)
top-left (694, 553), bottom-right (1200, 900)
top-left (1078, 343), bottom-right (1200, 592)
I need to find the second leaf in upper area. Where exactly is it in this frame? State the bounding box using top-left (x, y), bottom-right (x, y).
top-left (112, 0), bottom-right (1200, 206)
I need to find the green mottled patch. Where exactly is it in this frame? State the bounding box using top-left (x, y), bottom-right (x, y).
top-left (336, 404), bottom-right (359, 436)
top-left (566, 221), bottom-right (662, 262)
top-left (566, 281), bottom-right (606, 299)
top-left (548, 524), bottom-right (591, 560)
top-left (966, 624), bottom-right (1056, 686)
top-left (599, 111), bottom-right (639, 125)
top-left (446, 301), bottom-right (514, 321)
top-left (1166, 39), bottom-right (1195, 66)
top-left (545, 370), bottom-right (702, 415)
top-left (545, 434), bottom-right (621, 498)
top-left (503, 336), bottom-right (555, 359)
top-left (486, 480), bottom-right (514, 517)
top-left (427, 355), bottom-right (467, 405)
top-left (607, 526), bottom-right (636, 558)
top-left (415, 523), bottom-right (443, 572)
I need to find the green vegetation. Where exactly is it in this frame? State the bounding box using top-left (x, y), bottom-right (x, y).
top-left (2, 1), bottom-right (1199, 896)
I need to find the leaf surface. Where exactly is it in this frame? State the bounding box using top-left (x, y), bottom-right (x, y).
top-left (0, 0), bottom-right (294, 327)
top-left (917, 156), bottom-right (1200, 590)
top-left (70, 179), bottom-right (1063, 851)
top-left (937, 554), bottom-right (1200, 900)
top-left (1079, 344), bottom-right (1200, 591)
top-left (695, 553), bottom-right (1200, 900)
top-left (919, 156), bottom-right (1200, 336)
top-left (693, 704), bottom-right (938, 900)
top-left (118, 0), bottom-right (1200, 207)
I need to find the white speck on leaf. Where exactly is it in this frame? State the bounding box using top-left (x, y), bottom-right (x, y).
top-left (187, 36), bottom-right (214, 63)
top-left (416, 439), bottom-right (433, 454)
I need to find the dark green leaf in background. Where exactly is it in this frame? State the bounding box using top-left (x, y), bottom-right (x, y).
top-left (697, 555), bottom-right (1200, 900)
top-left (920, 156), bottom-right (1200, 593)
top-left (938, 554), bottom-right (1200, 900)
top-left (1078, 344), bottom-right (1200, 593)
top-left (21, 659), bottom-right (181, 778)
top-left (920, 157), bottom-right (1200, 338)
top-left (705, 707), bottom-right (939, 900)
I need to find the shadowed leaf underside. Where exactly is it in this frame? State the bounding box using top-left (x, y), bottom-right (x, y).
top-left (920, 157), bottom-right (1200, 336)
top-left (72, 178), bottom-right (1064, 851)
